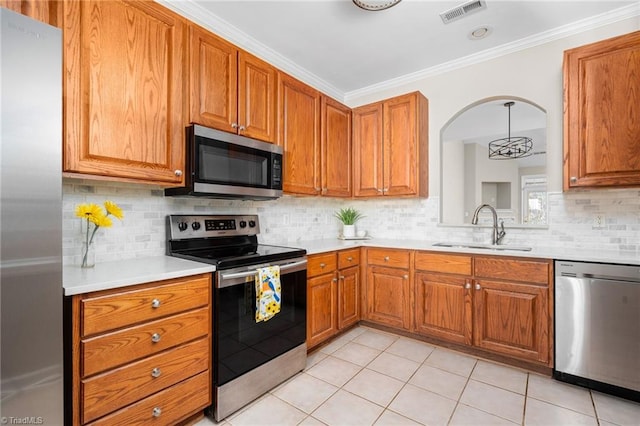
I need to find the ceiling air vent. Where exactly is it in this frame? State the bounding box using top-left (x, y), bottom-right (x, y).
top-left (440, 0), bottom-right (487, 24)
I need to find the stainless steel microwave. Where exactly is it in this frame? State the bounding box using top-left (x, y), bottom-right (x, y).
top-left (165, 125), bottom-right (283, 200)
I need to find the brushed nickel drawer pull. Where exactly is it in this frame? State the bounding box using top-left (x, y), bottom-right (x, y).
top-left (465, 282), bottom-right (471, 289)
top-left (403, 274), bottom-right (408, 279)
top-left (152, 407), bottom-right (162, 417)
top-left (151, 367), bottom-right (161, 378)
top-left (151, 333), bottom-right (161, 343)
top-left (174, 169), bottom-right (182, 177)
top-left (475, 283), bottom-right (481, 290)
top-left (347, 256), bottom-right (353, 261)
top-left (151, 298), bottom-right (161, 308)
top-left (320, 263), bottom-right (326, 268)
top-left (384, 256), bottom-right (390, 262)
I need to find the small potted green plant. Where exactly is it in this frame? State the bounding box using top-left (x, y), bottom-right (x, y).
top-left (334, 207), bottom-right (364, 238)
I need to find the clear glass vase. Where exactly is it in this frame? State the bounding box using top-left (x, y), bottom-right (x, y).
top-left (81, 241), bottom-right (95, 268)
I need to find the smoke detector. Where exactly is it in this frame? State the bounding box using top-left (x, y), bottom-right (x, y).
top-left (440, 0), bottom-right (487, 24)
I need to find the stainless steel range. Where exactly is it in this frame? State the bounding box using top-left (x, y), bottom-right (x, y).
top-left (167, 214), bottom-right (307, 421)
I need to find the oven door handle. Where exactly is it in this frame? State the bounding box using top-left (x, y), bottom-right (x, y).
top-left (219, 259), bottom-right (307, 281)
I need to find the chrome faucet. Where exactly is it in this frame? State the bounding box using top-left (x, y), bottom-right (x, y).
top-left (471, 203), bottom-right (506, 245)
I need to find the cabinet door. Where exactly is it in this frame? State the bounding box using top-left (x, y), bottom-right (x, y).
top-left (307, 273), bottom-right (337, 348)
top-left (383, 92), bottom-right (428, 197)
top-left (365, 266), bottom-right (411, 330)
top-left (321, 96), bottom-right (352, 197)
top-left (414, 272), bottom-right (472, 345)
top-left (277, 72), bottom-right (321, 195)
top-left (564, 31), bottom-right (640, 189)
top-left (353, 102), bottom-right (384, 197)
top-left (338, 265), bottom-right (359, 330)
top-left (63, 0), bottom-right (186, 184)
top-left (189, 24), bottom-right (238, 134)
top-left (473, 279), bottom-right (550, 364)
top-left (238, 50), bottom-right (277, 143)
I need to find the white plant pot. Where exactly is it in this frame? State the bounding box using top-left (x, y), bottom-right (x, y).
top-left (342, 224), bottom-right (356, 238)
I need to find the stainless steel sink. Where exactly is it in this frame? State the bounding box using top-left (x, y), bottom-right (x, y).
top-left (432, 242), bottom-right (532, 252)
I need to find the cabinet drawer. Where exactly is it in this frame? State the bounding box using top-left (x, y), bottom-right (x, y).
top-left (415, 252), bottom-right (472, 275)
top-left (474, 257), bottom-right (550, 285)
top-left (82, 307), bottom-right (209, 377)
top-left (367, 248), bottom-right (410, 269)
top-left (87, 370), bottom-right (210, 426)
top-left (307, 253), bottom-right (337, 277)
top-left (82, 337), bottom-right (209, 423)
top-left (82, 275), bottom-right (211, 337)
top-left (338, 249), bottom-right (360, 269)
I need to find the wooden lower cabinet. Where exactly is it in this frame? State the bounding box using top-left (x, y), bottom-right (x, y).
top-left (473, 279), bottom-right (549, 363)
top-left (307, 271), bottom-right (338, 347)
top-left (413, 251), bottom-right (552, 366)
top-left (364, 248), bottom-right (411, 330)
top-left (307, 249), bottom-right (360, 348)
top-left (70, 274), bottom-right (212, 425)
top-left (414, 272), bottom-right (472, 345)
top-left (338, 265), bottom-right (359, 329)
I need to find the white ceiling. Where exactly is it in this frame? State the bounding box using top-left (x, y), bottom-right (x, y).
top-left (163, 0), bottom-right (639, 100)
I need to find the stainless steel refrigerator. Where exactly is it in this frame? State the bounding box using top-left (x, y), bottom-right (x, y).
top-left (0, 8), bottom-right (64, 424)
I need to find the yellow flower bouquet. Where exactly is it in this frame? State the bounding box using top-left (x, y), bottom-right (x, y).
top-left (76, 201), bottom-right (124, 268)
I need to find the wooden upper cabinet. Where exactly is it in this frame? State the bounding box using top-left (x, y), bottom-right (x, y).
top-left (564, 30), bottom-right (640, 189)
top-left (238, 51), bottom-right (277, 142)
top-left (353, 102), bottom-right (384, 197)
top-left (63, 0), bottom-right (186, 184)
top-left (353, 91), bottom-right (428, 198)
top-left (190, 25), bottom-right (276, 143)
top-left (321, 96), bottom-right (352, 197)
top-left (189, 25), bottom-right (237, 135)
top-left (277, 72), bottom-right (321, 195)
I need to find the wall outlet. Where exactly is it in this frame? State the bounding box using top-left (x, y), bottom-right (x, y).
top-left (593, 214), bottom-right (606, 229)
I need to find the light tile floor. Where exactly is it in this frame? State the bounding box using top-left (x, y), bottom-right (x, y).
top-left (196, 326), bottom-right (640, 426)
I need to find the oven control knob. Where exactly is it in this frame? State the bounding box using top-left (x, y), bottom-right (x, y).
top-left (248, 220), bottom-right (256, 228)
top-left (177, 222), bottom-right (188, 232)
top-left (191, 222), bottom-right (201, 230)
top-left (239, 220), bottom-right (247, 228)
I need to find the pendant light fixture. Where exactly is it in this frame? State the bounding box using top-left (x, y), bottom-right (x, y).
top-left (352, 0), bottom-right (402, 11)
top-left (488, 101), bottom-right (533, 160)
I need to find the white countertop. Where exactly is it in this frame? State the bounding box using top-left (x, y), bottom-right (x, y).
top-left (63, 256), bottom-right (216, 296)
top-left (289, 238), bottom-right (640, 266)
top-left (63, 240), bottom-right (639, 295)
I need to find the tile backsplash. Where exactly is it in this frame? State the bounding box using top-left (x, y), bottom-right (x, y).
top-left (63, 178), bottom-right (640, 265)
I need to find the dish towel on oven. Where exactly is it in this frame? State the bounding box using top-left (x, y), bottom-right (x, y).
top-left (255, 265), bottom-right (281, 322)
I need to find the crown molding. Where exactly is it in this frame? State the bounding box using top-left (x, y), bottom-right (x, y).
top-left (344, 2), bottom-right (640, 103)
top-left (157, 0), bottom-right (344, 100)
top-left (159, 1), bottom-right (638, 105)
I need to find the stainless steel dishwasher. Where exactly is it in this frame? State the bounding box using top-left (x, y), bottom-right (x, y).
top-left (554, 260), bottom-right (640, 402)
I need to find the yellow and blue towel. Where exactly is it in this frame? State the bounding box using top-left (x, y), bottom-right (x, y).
top-left (255, 265), bottom-right (281, 322)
